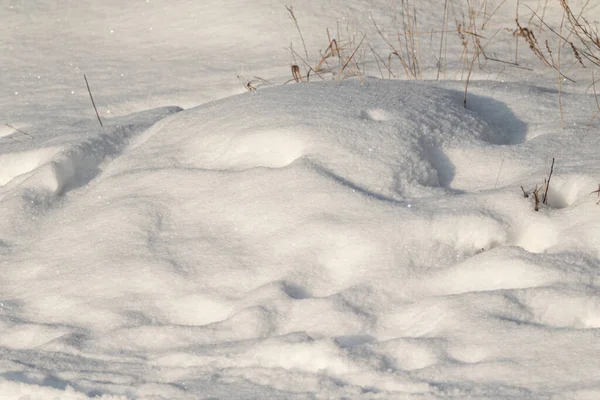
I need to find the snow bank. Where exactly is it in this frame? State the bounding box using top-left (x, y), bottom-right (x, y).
top-left (2, 78), bottom-right (600, 398)
top-left (4, 0), bottom-right (600, 397)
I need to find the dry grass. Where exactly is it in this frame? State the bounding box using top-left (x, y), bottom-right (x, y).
top-left (279, 0), bottom-right (600, 124)
top-left (284, 0), bottom-right (503, 84)
top-left (518, 0), bottom-right (600, 124)
top-left (283, 10), bottom-right (368, 83)
top-left (280, 1), bottom-right (600, 83)
top-left (521, 157), bottom-right (556, 211)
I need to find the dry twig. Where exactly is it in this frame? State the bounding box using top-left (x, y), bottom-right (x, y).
top-left (542, 157), bottom-right (555, 205)
top-left (84, 74), bottom-right (103, 127)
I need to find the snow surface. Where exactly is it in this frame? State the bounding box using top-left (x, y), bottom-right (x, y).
top-left (3, 1), bottom-right (600, 399)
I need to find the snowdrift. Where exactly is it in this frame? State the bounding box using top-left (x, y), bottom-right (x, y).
top-left (2, 79), bottom-right (600, 399)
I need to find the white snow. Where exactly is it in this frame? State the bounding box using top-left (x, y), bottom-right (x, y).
top-left (3, 0), bottom-right (600, 399)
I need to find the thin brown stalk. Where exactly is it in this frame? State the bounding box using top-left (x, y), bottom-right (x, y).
top-left (286, 6), bottom-right (310, 66)
top-left (542, 157), bottom-right (555, 205)
top-left (337, 33), bottom-right (367, 79)
top-left (587, 69), bottom-right (600, 125)
top-left (442, 0), bottom-right (451, 79)
top-left (571, 42), bottom-right (585, 67)
top-left (401, 0), bottom-right (413, 77)
top-left (371, 13), bottom-right (410, 79)
top-left (515, 0), bottom-right (520, 64)
top-left (518, 6), bottom-right (577, 82)
top-left (539, 0), bottom-right (548, 32)
top-left (396, 29), bottom-right (484, 37)
top-left (464, 46), bottom-right (482, 108)
top-left (368, 44), bottom-right (387, 79)
top-left (5, 123), bottom-right (34, 139)
top-left (291, 65), bottom-right (303, 82)
top-left (413, 5), bottom-right (422, 79)
top-left (389, 51), bottom-right (412, 79)
top-left (315, 38), bottom-right (341, 72)
top-left (485, 56), bottom-right (531, 69)
top-left (437, 0), bottom-right (449, 80)
top-left (558, 12), bottom-right (565, 130)
top-left (84, 74), bottom-right (103, 127)
top-left (563, 0), bottom-right (592, 44)
top-left (482, 0), bottom-right (507, 29)
top-left (287, 46), bottom-right (325, 81)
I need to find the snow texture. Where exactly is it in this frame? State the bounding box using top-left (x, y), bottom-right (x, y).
top-left (2, 1), bottom-right (600, 399)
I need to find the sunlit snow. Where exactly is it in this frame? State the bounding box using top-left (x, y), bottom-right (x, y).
top-left (2, 1), bottom-right (600, 399)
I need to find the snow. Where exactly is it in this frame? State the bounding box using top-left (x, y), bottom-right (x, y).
top-left (3, 0), bottom-right (600, 399)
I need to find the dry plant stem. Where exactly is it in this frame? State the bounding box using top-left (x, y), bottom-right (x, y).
top-left (479, 28), bottom-right (500, 57)
top-left (401, 0), bottom-right (412, 76)
top-left (371, 13), bottom-right (410, 79)
top-left (368, 44), bottom-right (387, 78)
top-left (484, 56), bottom-right (530, 69)
top-left (482, 0), bottom-right (507, 29)
top-left (291, 65), bottom-right (303, 82)
top-left (413, 5), bottom-right (422, 79)
top-left (402, 29), bottom-right (482, 36)
top-left (5, 123), bottom-right (34, 139)
top-left (286, 6), bottom-right (310, 67)
top-left (2, 125), bottom-right (23, 143)
top-left (592, 69), bottom-right (600, 111)
top-left (563, 0), bottom-right (592, 45)
top-left (84, 74), bottom-right (103, 127)
top-left (592, 184), bottom-right (600, 204)
top-left (389, 51), bottom-right (412, 79)
top-left (542, 157), bottom-right (555, 205)
top-left (253, 76), bottom-right (272, 85)
top-left (393, 0), bottom-right (420, 79)
top-left (469, 0), bottom-right (483, 69)
top-left (408, 1), bottom-right (421, 78)
top-left (315, 37), bottom-right (341, 72)
top-left (523, 184), bottom-right (540, 211)
top-left (494, 155), bottom-right (505, 189)
top-left (289, 42), bottom-right (299, 67)
top-left (515, 0), bottom-right (520, 64)
top-left (539, 0), bottom-right (548, 32)
top-left (287, 46), bottom-right (325, 81)
top-left (558, 12), bottom-right (565, 130)
top-left (237, 75), bottom-right (272, 91)
top-left (437, 0), bottom-right (449, 80)
top-left (587, 69), bottom-right (600, 125)
top-left (337, 33), bottom-right (367, 79)
top-left (515, 21), bottom-right (550, 67)
top-left (237, 75), bottom-right (255, 91)
top-left (528, 3), bottom-right (599, 69)
top-left (438, 0), bottom-right (448, 80)
top-left (515, 13), bottom-right (575, 83)
top-left (464, 47), bottom-right (482, 108)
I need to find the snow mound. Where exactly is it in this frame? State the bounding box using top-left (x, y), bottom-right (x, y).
top-left (1, 106), bottom-right (181, 195)
top-left (118, 79), bottom-right (516, 200)
top-left (3, 79), bottom-right (600, 398)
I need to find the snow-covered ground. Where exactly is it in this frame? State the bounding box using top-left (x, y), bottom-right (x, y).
top-left (2, 1), bottom-right (600, 399)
